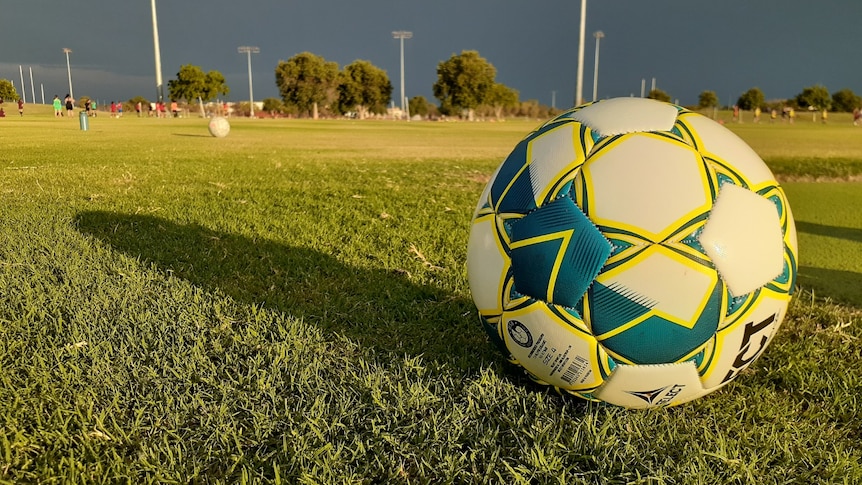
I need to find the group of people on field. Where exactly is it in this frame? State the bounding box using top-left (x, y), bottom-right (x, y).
top-left (0, 98), bottom-right (25, 117)
top-left (729, 104), bottom-right (862, 125)
top-left (51, 94), bottom-right (77, 117)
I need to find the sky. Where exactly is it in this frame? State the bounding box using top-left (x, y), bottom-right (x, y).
top-left (1, 0), bottom-right (860, 108)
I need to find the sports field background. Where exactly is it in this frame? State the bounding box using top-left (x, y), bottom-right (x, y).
top-left (0, 106), bottom-right (859, 483)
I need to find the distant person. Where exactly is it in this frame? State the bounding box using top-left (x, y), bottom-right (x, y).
top-left (117, 102), bottom-right (123, 117)
top-left (0, 107), bottom-right (5, 118)
top-left (17, 99), bottom-right (24, 116)
top-left (853, 108), bottom-right (861, 126)
top-left (110, 101), bottom-right (117, 118)
top-left (789, 108), bottom-right (796, 124)
top-left (91, 99), bottom-right (97, 116)
top-left (821, 108), bottom-right (828, 124)
top-left (136, 101), bottom-right (142, 117)
top-left (753, 106), bottom-right (761, 123)
top-left (64, 94), bottom-right (74, 117)
top-left (732, 105), bottom-right (740, 123)
top-left (85, 99), bottom-right (92, 117)
top-left (170, 101), bottom-right (178, 118)
top-left (770, 108), bottom-right (777, 123)
top-left (52, 95), bottom-right (63, 117)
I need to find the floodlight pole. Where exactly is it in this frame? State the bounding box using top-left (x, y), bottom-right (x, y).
top-left (151, 0), bottom-right (165, 102)
top-left (19, 65), bottom-right (26, 103)
top-left (592, 31), bottom-right (604, 102)
top-left (575, 0), bottom-right (587, 106)
top-left (62, 48), bottom-right (74, 99)
top-left (238, 46), bottom-right (260, 117)
top-left (29, 67), bottom-right (36, 104)
top-left (392, 30), bottom-right (412, 119)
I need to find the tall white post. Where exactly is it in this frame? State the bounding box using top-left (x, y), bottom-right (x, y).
top-left (151, 0), bottom-right (164, 102)
top-left (29, 67), bottom-right (35, 104)
top-left (238, 46), bottom-right (260, 117)
top-left (392, 31), bottom-right (412, 118)
top-left (18, 65), bottom-right (25, 103)
top-left (575, 0), bottom-right (587, 106)
top-left (592, 31), bottom-right (604, 102)
top-left (62, 48), bottom-right (73, 99)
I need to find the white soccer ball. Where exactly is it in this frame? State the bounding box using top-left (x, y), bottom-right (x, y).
top-left (467, 97), bottom-right (798, 408)
top-left (208, 116), bottom-right (230, 138)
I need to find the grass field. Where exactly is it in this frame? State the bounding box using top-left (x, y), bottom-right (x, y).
top-left (0, 107), bottom-right (860, 483)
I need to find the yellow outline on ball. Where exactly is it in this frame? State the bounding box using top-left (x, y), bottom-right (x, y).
top-left (592, 244), bottom-right (720, 337)
top-left (471, 212), bottom-right (511, 317)
top-left (526, 122), bottom-right (593, 206)
top-left (509, 229), bottom-right (575, 303)
top-left (503, 302), bottom-right (607, 391)
top-left (580, 132), bottom-right (714, 243)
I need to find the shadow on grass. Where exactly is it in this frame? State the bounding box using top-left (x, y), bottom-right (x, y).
top-left (796, 221), bottom-right (862, 243)
top-left (798, 265), bottom-right (862, 308)
top-left (75, 211), bottom-right (496, 371)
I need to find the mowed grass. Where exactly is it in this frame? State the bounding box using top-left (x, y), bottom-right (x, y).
top-left (0, 109), bottom-right (860, 483)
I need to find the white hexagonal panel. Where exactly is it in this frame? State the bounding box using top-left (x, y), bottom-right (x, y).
top-left (527, 121), bottom-right (586, 205)
top-left (698, 184), bottom-right (784, 297)
top-left (678, 113), bottom-right (777, 187)
top-left (467, 215), bottom-right (508, 315)
top-left (594, 361), bottom-right (706, 408)
top-left (568, 97), bottom-right (679, 136)
top-left (473, 163), bottom-right (502, 219)
top-left (579, 133), bottom-right (713, 241)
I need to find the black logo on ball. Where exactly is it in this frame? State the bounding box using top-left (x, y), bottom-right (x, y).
top-left (507, 320), bottom-right (533, 348)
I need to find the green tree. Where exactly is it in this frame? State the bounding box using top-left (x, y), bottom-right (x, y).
top-left (408, 95), bottom-right (431, 118)
top-left (736, 87), bottom-right (765, 111)
top-left (168, 65), bottom-right (229, 115)
top-left (337, 60), bottom-right (392, 118)
top-left (795, 84), bottom-right (831, 111)
top-left (275, 52), bottom-right (340, 119)
top-left (831, 88), bottom-right (861, 112)
top-left (262, 97), bottom-right (284, 116)
top-left (698, 90), bottom-right (719, 109)
top-left (483, 83), bottom-right (519, 120)
top-left (0, 79), bottom-right (19, 103)
top-left (202, 71), bottom-right (229, 102)
top-left (647, 89), bottom-right (671, 103)
top-left (433, 50), bottom-right (497, 119)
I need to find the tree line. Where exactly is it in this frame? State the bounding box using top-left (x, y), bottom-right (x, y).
top-left (2, 51), bottom-right (860, 118)
top-left (695, 85), bottom-right (861, 113)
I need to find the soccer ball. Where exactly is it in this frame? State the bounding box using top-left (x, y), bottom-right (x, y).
top-left (208, 116), bottom-right (230, 138)
top-left (467, 97), bottom-right (797, 408)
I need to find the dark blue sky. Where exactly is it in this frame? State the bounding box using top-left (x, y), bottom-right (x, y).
top-left (2, 0), bottom-right (859, 107)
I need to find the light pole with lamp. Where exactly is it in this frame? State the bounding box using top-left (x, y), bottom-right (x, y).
top-left (574, 0), bottom-right (587, 106)
top-left (150, 0), bottom-right (165, 103)
top-left (238, 46), bottom-right (260, 117)
top-left (392, 30), bottom-right (412, 119)
top-left (62, 48), bottom-right (74, 99)
top-left (592, 31), bottom-right (604, 102)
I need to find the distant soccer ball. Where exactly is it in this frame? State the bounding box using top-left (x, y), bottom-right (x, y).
top-left (208, 116), bottom-right (230, 138)
top-left (467, 97), bottom-right (797, 408)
